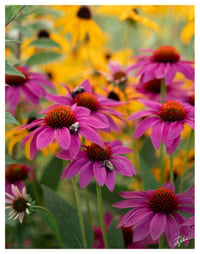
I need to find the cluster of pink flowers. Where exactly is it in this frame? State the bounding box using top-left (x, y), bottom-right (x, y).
top-left (6, 44), bottom-right (194, 248)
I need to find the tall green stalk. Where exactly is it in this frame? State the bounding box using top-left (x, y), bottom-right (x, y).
top-left (96, 183), bottom-right (109, 248)
top-left (170, 154), bottom-right (174, 184)
top-left (71, 178), bottom-right (87, 248)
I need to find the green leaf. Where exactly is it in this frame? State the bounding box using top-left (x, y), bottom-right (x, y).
top-left (40, 157), bottom-right (64, 190)
top-left (107, 217), bottom-right (124, 248)
top-left (175, 166), bottom-right (194, 193)
top-left (42, 185), bottom-right (94, 248)
top-left (28, 38), bottom-right (61, 49)
top-left (5, 39), bottom-right (22, 44)
top-left (139, 138), bottom-right (161, 190)
top-left (5, 62), bottom-right (25, 78)
top-left (6, 155), bottom-right (16, 165)
top-left (26, 51), bottom-right (63, 66)
top-left (5, 5), bottom-right (25, 26)
top-left (5, 112), bottom-right (19, 125)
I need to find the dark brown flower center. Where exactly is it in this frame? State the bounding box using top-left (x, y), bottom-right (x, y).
top-left (107, 91), bottom-right (120, 101)
top-left (153, 46), bottom-right (180, 63)
top-left (148, 187), bottom-right (178, 213)
top-left (74, 92), bottom-right (99, 111)
top-left (113, 71), bottom-right (127, 85)
top-left (37, 29), bottom-right (50, 38)
top-left (159, 100), bottom-right (186, 122)
top-left (5, 67), bottom-right (28, 86)
top-left (143, 79), bottom-right (162, 93)
top-left (188, 94), bottom-right (194, 106)
top-left (45, 106), bottom-right (76, 129)
top-left (27, 116), bottom-right (38, 132)
top-left (6, 164), bottom-right (29, 183)
top-left (77, 6), bottom-right (92, 20)
top-left (13, 197), bottom-right (28, 213)
top-left (86, 143), bottom-right (111, 161)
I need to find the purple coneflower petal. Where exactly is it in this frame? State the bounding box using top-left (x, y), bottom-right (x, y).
top-left (93, 161), bottom-right (106, 186)
top-left (138, 99), bottom-right (161, 111)
top-left (36, 127), bottom-right (55, 149)
top-left (128, 109), bottom-right (157, 120)
top-left (45, 92), bottom-right (71, 105)
top-left (111, 155), bottom-right (136, 175)
top-left (165, 215), bottom-right (180, 248)
top-left (150, 213), bottom-right (166, 241)
top-left (80, 116), bottom-right (108, 129)
top-left (79, 162), bottom-right (94, 188)
top-left (166, 135), bottom-right (180, 155)
top-left (26, 81), bottom-right (45, 97)
top-left (111, 145), bottom-right (132, 155)
top-left (176, 62), bottom-right (194, 80)
top-left (133, 117), bottom-right (160, 139)
top-left (81, 79), bottom-right (92, 92)
top-left (73, 105), bottom-right (91, 116)
top-left (69, 134), bottom-right (81, 159)
top-left (55, 127), bottom-right (71, 150)
top-left (6, 87), bottom-right (20, 109)
top-left (151, 121), bottom-right (165, 149)
top-left (184, 119), bottom-right (195, 129)
top-left (21, 85), bottom-right (40, 105)
top-left (108, 140), bottom-right (122, 148)
top-left (79, 126), bottom-right (104, 148)
top-left (177, 196), bottom-right (194, 205)
top-left (178, 206), bottom-right (194, 214)
top-left (155, 63), bottom-right (166, 79)
top-left (123, 208), bottom-right (153, 227)
top-left (105, 170), bottom-right (115, 192)
top-left (61, 157), bottom-right (89, 179)
top-left (113, 198), bottom-right (147, 209)
top-left (108, 61), bottom-right (121, 73)
top-left (165, 64), bottom-right (177, 85)
top-left (133, 213), bottom-right (154, 242)
top-left (163, 182), bottom-right (175, 191)
top-left (167, 122), bottom-right (183, 140)
top-left (119, 190), bottom-right (153, 199)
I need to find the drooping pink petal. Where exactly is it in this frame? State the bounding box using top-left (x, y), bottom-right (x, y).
top-left (61, 157), bottom-right (89, 179)
top-left (69, 134), bottom-right (81, 159)
top-left (165, 215), bottom-right (180, 248)
top-left (167, 121), bottom-right (183, 140)
top-left (133, 213), bottom-right (154, 242)
top-left (111, 155), bottom-right (136, 175)
top-left (108, 61), bottom-right (122, 73)
top-left (163, 181), bottom-right (175, 192)
top-left (128, 110), bottom-right (157, 120)
top-left (176, 62), bottom-right (194, 80)
top-left (6, 87), bottom-right (21, 109)
top-left (55, 127), bottom-right (71, 150)
top-left (123, 208), bottom-right (153, 227)
top-left (105, 170), bottom-right (115, 192)
top-left (108, 140), bottom-right (122, 148)
top-left (113, 198), bottom-right (147, 209)
top-left (165, 135), bottom-right (180, 155)
top-left (73, 105), bottom-right (90, 116)
top-left (111, 145), bottom-right (132, 155)
top-left (178, 206), bottom-right (194, 215)
top-left (184, 119), bottom-right (194, 129)
top-left (116, 209), bottom-right (137, 228)
top-left (45, 92), bottom-right (72, 105)
top-left (151, 120), bottom-right (165, 149)
top-left (93, 161), bottom-right (106, 186)
top-left (133, 117), bottom-right (160, 139)
top-left (138, 99), bottom-right (161, 111)
top-left (56, 150), bottom-right (85, 161)
top-left (155, 63), bottom-right (166, 79)
top-left (21, 85), bottom-right (40, 105)
top-left (79, 126), bottom-right (104, 148)
top-left (79, 116), bottom-right (109, 129)
top-left (165, 64), bottom-right (177, 85)
top-left (150, 213), bottom-right (166, 241)
top-left (36, 127), bottom-right (55, 149)
top-left (119, 190), bottom-right (153, 199)
top-left (25, 81), bottom-right (45, 97)
top-left (79, 162), bottom-right (94, 188)
top-left (81, 79), bottom-right (92, 92)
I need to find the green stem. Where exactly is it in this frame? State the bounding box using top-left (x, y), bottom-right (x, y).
top-left (33, 205), bottom-right (64, 248)
top-left (179, 130), bottom-right (194, 192)
top-left (159, 234), bottom-right (164, 248)
top-left (170, 154), bottom-right (174, 184)
top-left (96, 183), bottom-right (109, 248)
top-left (84, 187), bottom-right (93, 226)
top-left (160, 142), bottom-right (165, 184)
top-left (160, 79), bottom-right (166, 103)
top-left (71, 177), bottom-right (87, 248)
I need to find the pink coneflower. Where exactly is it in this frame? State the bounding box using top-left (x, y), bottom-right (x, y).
top-left (113, 182), bottom-right (194, 248)
top-left (45, 79), bottom-right (125, 132)
top-left (57, 140), bottom-right (136, 191)
top-left (135, 78), bottom-right (187, 102)
top-left (128, 99), bottom-right (194, 154)
top-left (99, 61), bottom-right (136, 92)
top-left (5, 66), bottom-right (54, 110)
top-left (131, 46), bottom-right (194, 86)
top-left (5, 185), bottom-right (34, 224)
top-left (6, 164), bottom-right (34, 195)
top-left (19, 104), bottom-right (108, 160)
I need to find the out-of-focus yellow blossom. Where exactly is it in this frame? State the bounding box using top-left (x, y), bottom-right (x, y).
top-left (21, 30), bottom-right (71, 59)
top-left (54, 5), bottom-right (105, 47)
top-left (97, 5), bottom-right (160, 33)
top-left (180, 6), bottom-right (194, 44)
top-left (152, 149), bottom-right (194, 183)
top-left (6, 120), bottom-right (58, 160)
